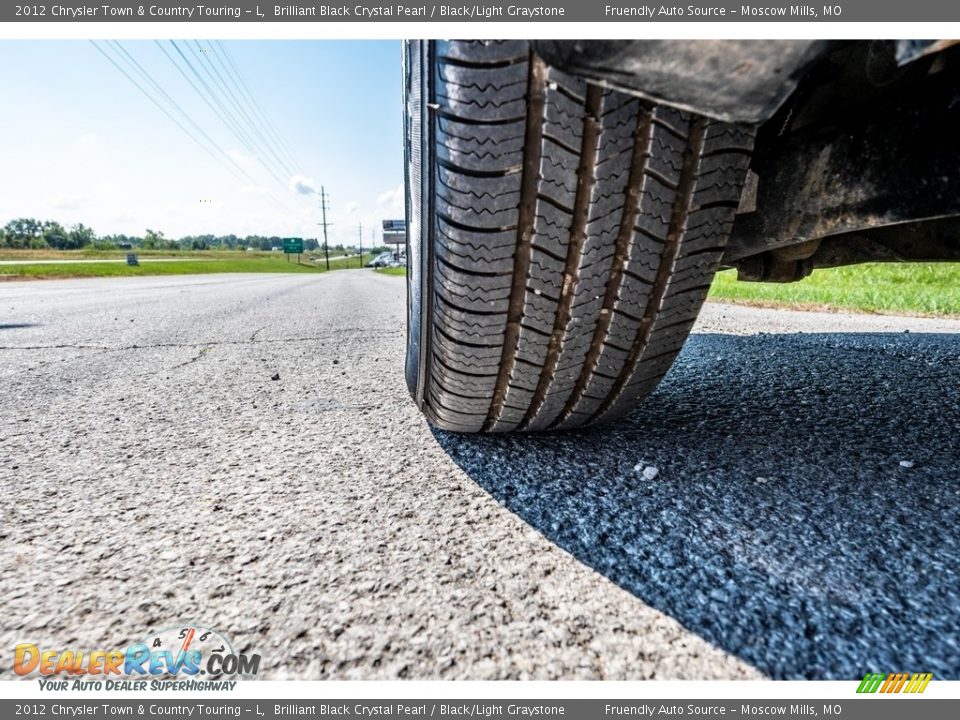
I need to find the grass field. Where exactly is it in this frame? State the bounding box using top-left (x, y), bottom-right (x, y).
top-left (0, 251), bottom-right (373, 279)
top-left (375, 266), bottom-right (407, 276)
top-left (709, 263), bottom-right (960, 317)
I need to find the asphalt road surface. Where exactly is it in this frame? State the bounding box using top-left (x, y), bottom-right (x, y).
top-left (1, 271), bottom-right (958, 680)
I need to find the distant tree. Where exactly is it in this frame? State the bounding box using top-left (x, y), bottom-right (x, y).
top-left (41, 221), bottom-right (68, 249)
top-left (2, 218), bottom-right (42, 248)
top-left (304, 239), bottom-right (319, 251)
top-left (142, 229), bottom-right (165, 249)
top-left (67, 223), bottom-right (95, 249)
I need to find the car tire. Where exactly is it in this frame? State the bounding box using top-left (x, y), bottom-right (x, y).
top-left (404, 40), bottom-right (754, 432)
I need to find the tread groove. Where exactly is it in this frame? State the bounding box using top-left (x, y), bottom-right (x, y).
top-left (550, 105), bottom-right (655, 428)
top-left (588, 117), bottom-right (709, 424)
top-left (482, 52), bottom-right (548, 432)
top-left (517, 84), bottom-right (603, 431)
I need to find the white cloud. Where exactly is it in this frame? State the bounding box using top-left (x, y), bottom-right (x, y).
top-left (288, 174), bottom-right (319, 196)
top-left (227, 148), bottom-right (256, 167)
top-left (48, 193), bottom-right (89, 211)
top-left (376, 183), bottom-right (404, 215)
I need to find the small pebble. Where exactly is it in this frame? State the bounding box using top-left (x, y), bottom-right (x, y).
top-left (642, 466), bottom-right (659, 481)
top-left (899, 460), bottom-right (914, 468)
top-left (271, 372), bottom-right (280, 381)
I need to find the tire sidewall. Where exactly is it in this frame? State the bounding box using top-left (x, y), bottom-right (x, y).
top-left (403, 40), bottom-right (431, 405)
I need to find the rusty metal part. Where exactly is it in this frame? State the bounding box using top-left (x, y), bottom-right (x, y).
top-left (532, 40), bottom-right (831, 123)
top-left (809, 218), bottom-right (960, 269)
top-left (737, 170), bottom-right (759, 214)
top-left (736, 238), bottom-right (821, 282)
top-left (736, 254), bottom-right (814, 283)
top-left (732, 218), bottom-right (960, 281)
top-left (771, 238), bottom-right (821, 262)
top-left (724, 63), bottom-right (960, 266)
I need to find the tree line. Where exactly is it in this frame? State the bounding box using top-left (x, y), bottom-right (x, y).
top-left (0, 217), bottom-right (336, 252)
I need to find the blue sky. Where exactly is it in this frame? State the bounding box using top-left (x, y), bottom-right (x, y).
top-left (0, 40), bottom-right (404, 245)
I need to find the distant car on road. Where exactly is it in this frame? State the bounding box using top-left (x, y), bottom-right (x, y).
top-left (367, 251), bottom-right (395, 268)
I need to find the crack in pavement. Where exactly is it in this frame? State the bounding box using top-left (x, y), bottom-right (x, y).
top-left (0, 328), bottom-right (404, 353)
top-left (170, 346), bottom-right (212, 370)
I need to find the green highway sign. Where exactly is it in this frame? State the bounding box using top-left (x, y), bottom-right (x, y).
top-left (283, 239), bottom-right (304, 254)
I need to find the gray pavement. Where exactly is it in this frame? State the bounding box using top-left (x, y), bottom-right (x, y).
top-left (1, 271), bottom-right (958, 680)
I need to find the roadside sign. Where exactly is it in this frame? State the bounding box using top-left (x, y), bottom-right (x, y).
top-left (283, 239), bottom-right (304, 254)
top-left (383, 219), bottom-right (406, 246)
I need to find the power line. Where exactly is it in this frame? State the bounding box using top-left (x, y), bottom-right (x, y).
top-left (187, 42), bottom-right (282, 171)
top-left (158, 41), bottom-right (302, 208)
top-left (90, 42), bottom-right (242, 183)
top-left (167, 40), bottom-right (290, 191)
top-left (91, 41), bottom-right (298, 216)
top-left (157, 41), bottom-right (265, 165)
top-left (97, 39), bottom-right (321, 237)
top-left (109, 41), bottom-right (271, 193)
top-left (214, 40), bottom-right (303, 175)
top-left (194, 40), bottom-right (296, 178)
top-left (164, 40), bottom-right (287, 195)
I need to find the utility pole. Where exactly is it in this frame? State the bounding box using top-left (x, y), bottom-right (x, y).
top-left (358, 222), bottom-right (363, 268)
top-left (318, 186), bottom-right (332, 271)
